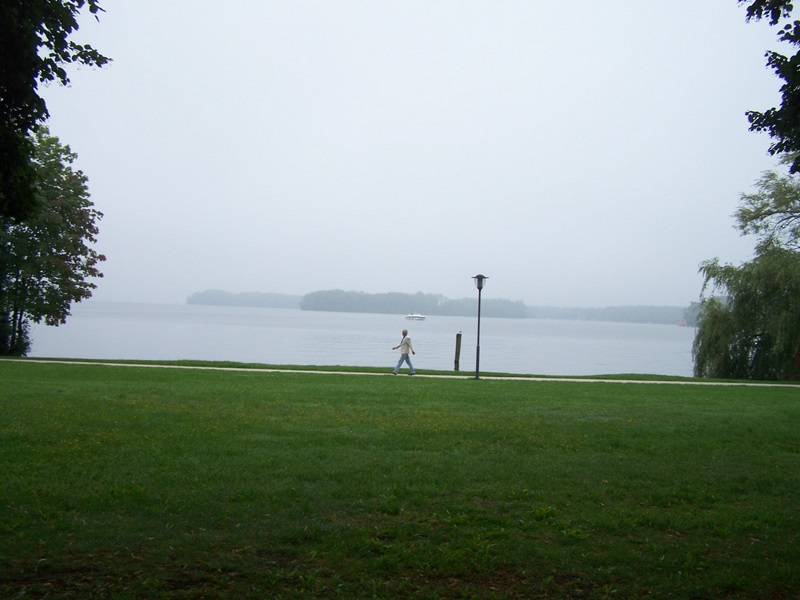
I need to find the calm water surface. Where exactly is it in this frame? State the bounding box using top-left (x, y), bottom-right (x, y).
top-left (29, 302), bottom-right (696, 377)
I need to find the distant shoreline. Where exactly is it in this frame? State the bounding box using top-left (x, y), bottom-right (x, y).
top-left (186, 289), bottom-right (698, 326)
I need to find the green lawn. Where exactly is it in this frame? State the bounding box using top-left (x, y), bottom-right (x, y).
top-left (1, 360), bottom-right (798, 598)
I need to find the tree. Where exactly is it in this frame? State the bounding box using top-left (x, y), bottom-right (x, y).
top-left (693, 164), bottom-right (800, 379)
top-left (0, 127), bottom-right (105, 356)
top-left (738, 1), bottom-right (800, 172)
top-left (0, 0), bottom-right (109, 220)
top-left (741, 0), bottom-right (793, 23)
top-left (735, 155), bottom-right (800, 250)
top-left (694, 248), bottom-right (800, 379)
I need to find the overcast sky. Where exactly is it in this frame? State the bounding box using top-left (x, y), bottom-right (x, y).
top-left (41, 1), bottom-right (786, 307)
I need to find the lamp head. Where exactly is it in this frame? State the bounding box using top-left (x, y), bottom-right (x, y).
top-left (472, 274), bottom-right (488, 290)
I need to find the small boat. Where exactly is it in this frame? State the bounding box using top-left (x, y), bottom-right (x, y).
top-left (405, 313), bottom-right (426, 321)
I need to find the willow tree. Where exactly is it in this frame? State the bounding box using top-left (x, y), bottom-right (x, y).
top-left (694, 161), bottom-right (800, 379)
top-left (0, 127), bottom-right (105, 355)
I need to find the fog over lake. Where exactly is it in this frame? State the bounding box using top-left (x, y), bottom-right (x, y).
top-left (29, 302), bottom-right (696, 377)
top-left (40, 2), bottom-right (781, 310)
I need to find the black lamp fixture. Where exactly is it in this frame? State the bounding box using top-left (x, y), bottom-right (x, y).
top-left (472, 274), bottom-right (488, 379)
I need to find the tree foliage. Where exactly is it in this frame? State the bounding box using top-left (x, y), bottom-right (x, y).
top-left (0, 0), bottom-right (109, 220)
top-left (0, 127), bottom-right (105, 355)
top-left (694, 248), bottom-right (800, 379)
top-left (299, 290), bottom-right (529, 318)
top-left (694, 165), bottom-right (800, 379)
top-left (741, 0), bottom-right (793, 23)
top-left (739, 1), bottom-right (800, 172)
top-left (735, 155), bottom-right (800, 250)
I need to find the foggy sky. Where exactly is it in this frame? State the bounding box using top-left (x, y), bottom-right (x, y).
top-left (41, 1), bottom-right (786, 307)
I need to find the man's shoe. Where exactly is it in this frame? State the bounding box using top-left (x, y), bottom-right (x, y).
top-left (391, 372), bottom-right (397, 375)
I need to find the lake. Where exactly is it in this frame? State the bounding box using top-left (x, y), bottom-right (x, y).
top-left (28, 302), bottom-right (697, 377)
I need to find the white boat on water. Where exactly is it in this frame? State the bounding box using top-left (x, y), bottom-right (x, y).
top-left (405, 313), bottom-right (426, 321)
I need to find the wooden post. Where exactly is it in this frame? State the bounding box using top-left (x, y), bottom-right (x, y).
top-left (454, 331), bottom-right (462, 371)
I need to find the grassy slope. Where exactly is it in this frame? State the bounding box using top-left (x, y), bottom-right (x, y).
top-left (1, 360), bottom-right (798, 598)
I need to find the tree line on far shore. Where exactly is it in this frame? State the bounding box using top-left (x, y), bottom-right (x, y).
top-left (187, 289), bottom-right (697, 326)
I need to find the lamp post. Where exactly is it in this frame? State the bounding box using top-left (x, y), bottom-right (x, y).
top-left (472, 274), bottom-right (488, 379)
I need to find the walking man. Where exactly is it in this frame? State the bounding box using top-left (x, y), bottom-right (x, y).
top-left (392, 329), bottom-right (416, 375)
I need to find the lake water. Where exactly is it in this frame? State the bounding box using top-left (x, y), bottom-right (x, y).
top-left (28, 302), bottom-right (697, 377)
